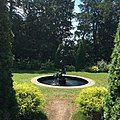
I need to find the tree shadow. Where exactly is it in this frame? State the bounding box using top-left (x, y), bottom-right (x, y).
top-left (17, 111), bottom-right (48, 120)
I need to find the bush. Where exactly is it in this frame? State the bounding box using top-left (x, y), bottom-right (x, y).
top-left (14, 59), bottom-right (41, 70)
top-left (14, 83), bottom-right (46, 120)
top-left (28, 60), bottom-right (41, 70)
top-left (41, 60), bottom-right (55, 71)
top-left (104, 22), bottom-right (120, 120)
top-left (66, 65), bottom-right (75, 72)
top-left (89, 66), bottom-right (99, 72)
top-left (84, 66), bottom-right (90, 72)
top-left (97, 60), bottom-right (109, 72)
top-left (75, 87), bottom-right (107, 120)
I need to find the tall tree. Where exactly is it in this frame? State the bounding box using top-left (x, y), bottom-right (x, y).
top-left (11, 0), bottom-right (74, 64)
top-left (97, 0), bottom-right (120, 61)
top-left (104, 22), bottom-right (120, 120)
top-left (76, 0), bottom-right (119, 64)
top-left (0, 0), bottom-right (17, 119)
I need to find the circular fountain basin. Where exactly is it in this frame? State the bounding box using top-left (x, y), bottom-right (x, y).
top-left (31, 75), bottom-right (95, 89)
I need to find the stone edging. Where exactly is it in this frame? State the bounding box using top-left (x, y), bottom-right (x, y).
top-left (31, 74), bottom-right (95, 89)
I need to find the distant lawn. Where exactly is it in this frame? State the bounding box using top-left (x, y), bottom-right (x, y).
top-left (13, 71), bottom-right (108, 101)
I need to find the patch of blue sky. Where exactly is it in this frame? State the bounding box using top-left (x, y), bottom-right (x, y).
top-left (74, 0), bottom-right (81, 13)
top-left (71, 0), bottom-right (81, 36)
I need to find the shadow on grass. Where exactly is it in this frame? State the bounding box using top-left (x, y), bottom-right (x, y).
top-left (17, 111), bottom-right (48, 120)
top-left (72, 110), bottom-right (88, 120)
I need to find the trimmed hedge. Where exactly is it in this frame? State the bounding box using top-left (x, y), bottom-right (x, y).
top-left (104, 22), bottom-right (120, 120)
top-left (0, 1), bottom-right (18, 119)
top-left (75, 87), bottom-right (107, 120)
top-left (14, 83), bottom-right (46, 120)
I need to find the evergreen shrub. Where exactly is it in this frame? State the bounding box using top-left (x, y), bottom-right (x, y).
top-left (89, 66), bottom-right (99, 72)
top-left (66, 65), bottom-right (75, 71)
top-left (104, 22), bottom-right (120, 120)
top-left (97, 60), bottom-right (109, 72)
top-left (0, 1), bottom-right (18, 119)
top-left (14, 83), bottom-right (46, 120)
top-left (14, 59), bottom-right (41, 70)
top-left (75, 87), bottom-right (107, 120)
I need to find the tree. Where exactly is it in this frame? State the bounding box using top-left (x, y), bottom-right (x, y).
top-left (76, 0), bottom-right (119, 64)
top-left (55, 39), bottom-right (76, 68)
top-left (104, 22), bottom-right (120, 120)
top-left (75, 39), bottom-right (86, 70)
top-left (11, 0), bottom-right (74, 65)
top-left (0, 0), bottom-right (17, 119)
top-left (97, 0), bottom-right (120, 61)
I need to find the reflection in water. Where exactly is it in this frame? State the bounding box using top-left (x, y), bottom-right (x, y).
top-left (38, 76), bottom-right (88, 87)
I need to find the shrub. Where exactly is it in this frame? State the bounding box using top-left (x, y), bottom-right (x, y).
top-left (66, 65), bottom-right (75, 71)
top-left (89, 66), bottom-right (99, 72)
top-left (27, 60), bottom-right (41, 70)
top-left (14, 59), bottom-right (41, 70)
top-left (14, 83), bottom-right (46, 120)
top-left (97, 60), bottom-right (109, 72)
top-left (104, 22), bottom-right (120, 120)
top-left (0, 4), bottom-right (18, 119)
top-left (41, 60), bottom-right (55, 71)
top-left (75, 87), bottom-right (107, 120)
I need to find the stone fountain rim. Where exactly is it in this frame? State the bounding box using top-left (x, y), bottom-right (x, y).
top-left (31, 74), bottom-right (95, 89)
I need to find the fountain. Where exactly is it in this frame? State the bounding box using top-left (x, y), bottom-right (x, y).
top-left (53, 60), bottom-right (66, 86)
top-left (31, 48), bottom-right (95, 88)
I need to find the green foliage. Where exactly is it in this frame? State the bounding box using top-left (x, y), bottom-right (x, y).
top-left (55, 41), bottom-right (76, 68)
top-left (12, 0), bottom-right (74, 64)
top-left (14, 59), bottom-right (41, 70)
top-left (41, 60), bottom-right (55, 71)
top-left (89, 66), bottom-right (99, 73)
top-left (75, 87), bottom-right (107, 120)
top-left (104, 22), bottom-right (120, 120)
top-left (97, 60), bottom-right (109, 72)
top-left (76, 0), bottom-right (119, 63)
top-left (14, 83), bottom-right (46, 120)
top-left (75, 39), bottom-right (86, 70)
top-left (66, 65), bottom-right (75, 72)
top-left (0, 1), bottom-right (18, 119)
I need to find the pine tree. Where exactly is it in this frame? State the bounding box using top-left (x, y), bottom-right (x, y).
top-left (0, 0), bottom-right (17, 119)
top-left (104, 22), bottom-right (120, 120)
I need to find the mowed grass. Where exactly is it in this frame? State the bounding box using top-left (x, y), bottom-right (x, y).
top-left (13, 71), bottom-right (108, 101)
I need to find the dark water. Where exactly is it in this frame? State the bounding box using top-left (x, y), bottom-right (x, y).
top-left (37, 76), bottom-right (88, 86)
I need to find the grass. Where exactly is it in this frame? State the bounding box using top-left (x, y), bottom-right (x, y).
top-left (13, 71), bottom-right (108, 119)
top-left (13, 71), bottom-right (108, 101)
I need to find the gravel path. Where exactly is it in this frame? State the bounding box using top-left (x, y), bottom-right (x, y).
top-left (46, 100), bottom-right (74, 120)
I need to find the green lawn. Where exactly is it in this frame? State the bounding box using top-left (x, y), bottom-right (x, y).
top-left (13, 71), bottom-right (108, 101)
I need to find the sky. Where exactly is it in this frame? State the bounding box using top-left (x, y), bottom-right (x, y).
top-left (74, 0), bottom-right (80, 13)
top-left (71, 0), bottom-right (81, 34)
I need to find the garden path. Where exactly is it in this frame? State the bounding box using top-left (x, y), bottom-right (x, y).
top-left (46, 100), bottom-right (75, 120)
